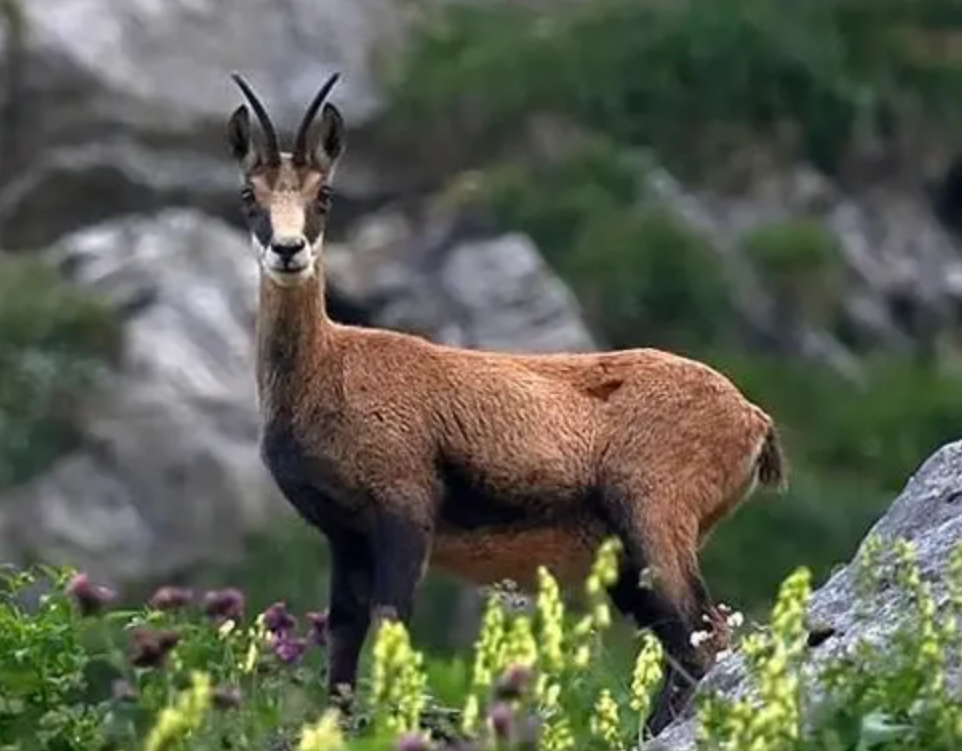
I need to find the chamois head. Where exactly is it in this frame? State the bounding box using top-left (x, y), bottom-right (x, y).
top-left (227, 72), bottom-right (345, 287)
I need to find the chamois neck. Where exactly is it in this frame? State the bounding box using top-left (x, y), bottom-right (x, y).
top-left (255, 270), bottom-right (335, 412)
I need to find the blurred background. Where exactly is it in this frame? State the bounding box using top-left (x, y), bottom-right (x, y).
top-left (3, 0), bottom-right (962, 655)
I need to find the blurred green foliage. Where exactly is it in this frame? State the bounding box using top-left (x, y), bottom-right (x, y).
top-left (471, 139), bottom-right (732, 349)
top-left (0, 255), bottom-right (121, 489)
top-left (740, 219), bottom-right (845, 322)
top-left (698, 350), bottom-right (962, 611)
top-left (385, 0), bottom-right (962, 179)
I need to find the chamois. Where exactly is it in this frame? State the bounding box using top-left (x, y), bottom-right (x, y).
top-left (226, 71), bottom-right (788, 738)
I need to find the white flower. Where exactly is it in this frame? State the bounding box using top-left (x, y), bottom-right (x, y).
top-left (690, 630), bottom-right (711, 648)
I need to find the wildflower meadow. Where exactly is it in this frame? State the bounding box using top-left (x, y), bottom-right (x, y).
top-left (3, 537), bottom-right (962, 751)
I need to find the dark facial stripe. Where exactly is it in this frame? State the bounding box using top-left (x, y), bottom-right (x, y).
top-left (244, 201), bottom-right (273, 248)
top-left (302, 202), bottom-right (324, 246)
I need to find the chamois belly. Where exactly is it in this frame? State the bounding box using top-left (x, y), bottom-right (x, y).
top-left (431, 524), bottom-right (602, 591)
top-left (432, 458), bottom-right (604, 590)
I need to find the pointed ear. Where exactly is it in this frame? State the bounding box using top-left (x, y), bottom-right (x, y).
top-left (227, 105), bottom-right (252, 163)
top-left (314, 103), bottom-right (345, 166)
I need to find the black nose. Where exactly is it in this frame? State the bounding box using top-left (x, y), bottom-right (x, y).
top-left (271, 238), bottom-right (306, 259)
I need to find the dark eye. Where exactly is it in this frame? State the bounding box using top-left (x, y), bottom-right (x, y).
top-left (317, 185), bottom-right (333, 213)
top-left (240, 187), bottom-right (255, 204)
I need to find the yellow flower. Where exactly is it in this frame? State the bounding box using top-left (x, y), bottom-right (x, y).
top-left (144, 671), bottom-right (212, 751)
top-left (297, 710), bottom-right (345, 751)
top-left (502, 615), bottom-right (538, 672)
top-left (370, 620), bottom-right (427, 735)
top-left (695, 567), bottom-right (810, 749)
top-left (536, 566), bottom-right (565, 674)
top-left (590, 688), bottom-right (624, 751)
top-left (630, 630), bottom-right (663, 717)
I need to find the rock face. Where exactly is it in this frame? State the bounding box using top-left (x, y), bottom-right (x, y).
top-left (0, 210), bottom-right (270, 584)
top-left (644, 438), bottom-right (962, 751)
top-left (0, 207), bottom-right (596, 587)
top-left (647, 165), bottom-right (962, 380)
top-left (0, 0), bottom-right (435, 249)
top-left (326, 205), bottom-right (596, 352)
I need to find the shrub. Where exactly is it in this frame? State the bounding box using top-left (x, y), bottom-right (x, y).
top-left (563, 203), bottom-right (732, 350)
top-left (0, 255), bottom-right (121, 488)
top-left (0, 566), bottom-right (106, 750)
top-left (740, 218), bottom-right (844, 324)
top-left (470, 140), bottom-right (733, 350)
top-left (0, 541), bottom-right (663, 751)
top-left (383, 0), bottom-right (962, 180)
top-left (473, 135), bottom-right (642, 268)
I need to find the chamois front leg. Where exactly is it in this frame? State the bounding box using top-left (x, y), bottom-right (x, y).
top-left (369, 504), bottom-right (432, 629)
top-left (326, 531), bottom-right (373, 711)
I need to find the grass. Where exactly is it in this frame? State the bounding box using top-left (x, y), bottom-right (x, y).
top-left (4, 534), bottom-right (962, 750)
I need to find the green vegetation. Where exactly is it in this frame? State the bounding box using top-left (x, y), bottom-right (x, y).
top-left (5, 535), bottom-right (962, 750)
top-left (740, 219), bottom-right (845, 323)
top-left (377, 0), bottom-right (962, 618)
top-left (384, 0), bottom-right (962, 180)
top-left (0, 255), bottom-right (121, 488)
top-left (467, 139), bottom-right (731, 350)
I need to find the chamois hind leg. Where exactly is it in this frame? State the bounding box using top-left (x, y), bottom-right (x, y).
top-left (601, 496), bottom-right (717, 739)
top-left (326, 531), bottom-right (374, 710)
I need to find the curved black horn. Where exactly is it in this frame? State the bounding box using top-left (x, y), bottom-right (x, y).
top-left (230, 72), bottom-right (281, 166)
top-left (292, 72), bottom-right (341, 165)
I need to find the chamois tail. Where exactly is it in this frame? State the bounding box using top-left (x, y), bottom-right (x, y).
top-left (756, 423), bottom-right (788, 493)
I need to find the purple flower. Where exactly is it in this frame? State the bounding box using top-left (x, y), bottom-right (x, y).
top-left (148, 585), bottom-right (194, 611)
top-left (262, 600), bottom-right (296, 636)
top-left (395, 731), bottom-right (431, 751)
top-left (305, 611), bottom-right (328, 646)
top-left (202, 588), bottom-right (245, 622)
top-left (128, 627), bottom-right (180, 669)
top-left (65, 572), bottom-right (116, 617)
top-left (488, 701), bottom-right (513, 740)
top-left (272, 635), bottom-right (309, 665)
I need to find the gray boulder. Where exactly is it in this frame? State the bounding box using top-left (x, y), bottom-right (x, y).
top-left (646, 165), bottom-right (962, 379)
top-left (645, 438), bottom-right (962, 750)
top-left (326, 205), bottom-right (596, 352)
top-left (0, 209), bottom-right (272, 584)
